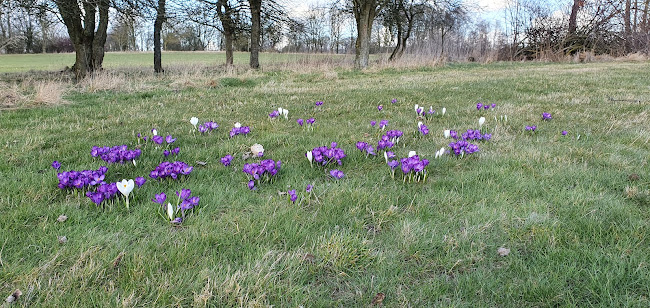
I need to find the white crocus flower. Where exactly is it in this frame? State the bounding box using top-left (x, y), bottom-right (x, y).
top-left (504, 114), bottom-right (508, 122)
top-left (283, 109), bottom-right (289, 119)
top-left (479, 117), bottom-right (486, 128)
top-left (190, 117), bottom-right (198, 129)
top-left (383, 151), bottom-right (388, 164)
top-left (414, 104), bottom-right (419, 113)
top-left (116, 179), bottom-right (135, 209)
top-left (442, 107), bottom-right (446, 116)
top-left (251, 144), bottom-right (264, 157)
top-left (278, 107), bottom-right (283, 115)
top-left (306, 151), bottom-right (313, 167)
top-left (234, 122), bottom-right (241, 128)
top-left (444, 130), bottom-right (451, 138)
top-left (418, 121), bottom-right (423, 128)
top-left (440, 147), bottom-right (445, 156)
top-left (152, 129), bottom-right (158, 136)
top-left (408, 151), bottom-right (417, 158)
top-left (167, 202), bottom-right (174, 221)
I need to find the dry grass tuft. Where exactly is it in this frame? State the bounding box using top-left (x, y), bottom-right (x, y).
top-left (33, 81), bottom-right (67, 106)
top-left (79, 72), bottom-right (129, 93)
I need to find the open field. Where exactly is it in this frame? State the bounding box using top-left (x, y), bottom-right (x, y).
top-left (0, 51), bottom-right (357, 73)
top-left (0, 59), bottom-right (649, 306)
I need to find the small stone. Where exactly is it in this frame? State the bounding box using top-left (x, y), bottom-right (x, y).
top-left (58, 236), bottom-right (68, 244)
top-left (629, 174), bottom-right (640, 181)
top-left (57, 215), bottom-right (68, 222)
top-left (497, 247), bottom-right (510, 257)
top-left (6, 295), bottom-right (15, 303)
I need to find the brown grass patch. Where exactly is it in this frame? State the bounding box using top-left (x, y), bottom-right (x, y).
top-left (0, 83), bottom-right (27, 109)
top-left (33, 81), bottom-right (67, 106)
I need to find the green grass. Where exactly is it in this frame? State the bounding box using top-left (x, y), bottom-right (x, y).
top-left (0, 51), bottom-right (352, 73)
top-left (1, 60), bottom-right (649, 306)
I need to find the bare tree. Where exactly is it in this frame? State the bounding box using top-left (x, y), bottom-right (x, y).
top-left (54, 0), bottom-right (109, 79)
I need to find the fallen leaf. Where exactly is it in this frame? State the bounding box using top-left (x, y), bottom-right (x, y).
top-left (113, 251), bottom-right (125, 268)
top-left (6, 289), bottom-right (22, 303)
top-left (196, 161), bottom-right (207, 166)
top-left (57, 215), bottom-right (68, 222)
top-left (302, 253), bottom-right (316, 264)
top-left (497, 247), bottom-right (510, 257)
top-left (371, 292), bottom-right (385, 305)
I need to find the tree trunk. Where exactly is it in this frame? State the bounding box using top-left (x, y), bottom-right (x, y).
top-left (568, 0), bottom-right (582, 35)
top-left (217, 1), bottom-right (234, 66)
top-left (249, 0), bottom-right (261, 69)
top-left (353, 0), bottom-right (377, 70)
top-left (55, 0), bottom-right (109, 80)
top-left (154, 0), bottom-right (166, 73)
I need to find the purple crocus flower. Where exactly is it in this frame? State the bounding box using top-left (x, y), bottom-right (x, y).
top-left (387, 160), bottom-right (399, 169)
top-left (329, 169), bottom-right (345, 179)
top-left (542, 112), bottom-right (552, 120)
top-left (247, 180), bottom-right (256, 190)
top-left (483, 105), bottom-right (489, 110)
top-left (386, 151), bottom-right (396, 159)
top-left (135, 177), bottom-right (146, 188)
top-left (52, 161), bottom-right (61, 170)
top-left (152, 135), bottom-right (163, 145)
top-left (152, 192), bottom-right (166, 205)
top-left (220, 154), bottom-right (233, 166)
top-left (356, 141), bottom-right (368, 151)
top-left (476, 103), bottom-right (483, 110)
top-left (306, 184), bottom-right (313, 192)
top-left (177, 189), bottom-right (191, 200)
top-left (491, 103), bottom-right (496, 108)
top-left (391, 98), bottom-right (397, 104)
top-left (379, 120), bottom-right (389, 129)
top-left (316, 101), bottom-right (324, 106)
top-left (171, 217), bottom-right (183, 224)
top-left (166, 135), bottom-right (176, 144)
top-left (163, 150), bottom-right (170, 157)
top-left (297, 118), bottom-right (304, 126)
top-left (288, 189), bottom-right (297, 203)
top-left (378, 105), bottom-right (383, 111)
top-left (269, 110), bottom-right (280, 118)
top-left (419, 124), bottom-right (429, 135)
top-left (562, 130), bottom-right (568, 136)
top-left (370, 121), bottom-right (377, 127)
top-left (172, 147), bottom-right (180, 155)
top-left (198, 125), bottom-right (208, 133)
top-left (306, 118), bottom-right (315, 125)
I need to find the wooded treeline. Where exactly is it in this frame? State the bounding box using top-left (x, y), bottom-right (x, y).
top-left (1, 0), bottom-right (649, 77)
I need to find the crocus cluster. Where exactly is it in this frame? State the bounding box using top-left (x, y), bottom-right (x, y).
top-left (152, 189), bottom-right (200, 224)
top-left (229, 123), bottom-right (251, 138)
top-left (243, 159), bottom-right (282, 190)
top-left (329, 169), bottom-right (345, 179)
top-left (476, 102), bottom-right (497, 110)
top-left (356, 141), bottom-right (376, 156)
top-left (163, 147), bottom-right (180, 157)
top-left (542, 112), bottom-right (552, 120)
top-left (455, 129), bottom-right (492, 141)
top-left (198, 121), bottom-right (219, 133)
top-left (387, 154), bottom-right (429, 182)
top-left (91, 145), bottom-right (142, 164)
top-left (297, 118), bottom-right (315, 128)
top-left (86, 182), bottom-right (118, 206)
top-left (370, 120), bottom-right (389, 129)
top-left (308, 142), bottom-right (346, 167)
top-left (56, 166), bottom-right (108, 190)
top-left (378, 130), bottom-right (403, 150)
top-left (448, 140), bottom-right (480, 157)
top-left (149, 161), bottom-right (193, 180)
top-left (525, 125), bottom-right (537, 132)
top-left (220, 154), bottom-right (233, 166)
top-left (315, 101), bottom-right (324, 107)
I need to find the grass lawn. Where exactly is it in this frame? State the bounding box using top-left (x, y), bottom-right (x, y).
top-left (0, 51), bottom-right (353, 73)
top-left (0, 58), bottom-right (649, 306)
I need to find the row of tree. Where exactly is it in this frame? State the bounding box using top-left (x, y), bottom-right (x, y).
top-left (1, 0), bottom-right (650, 79)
